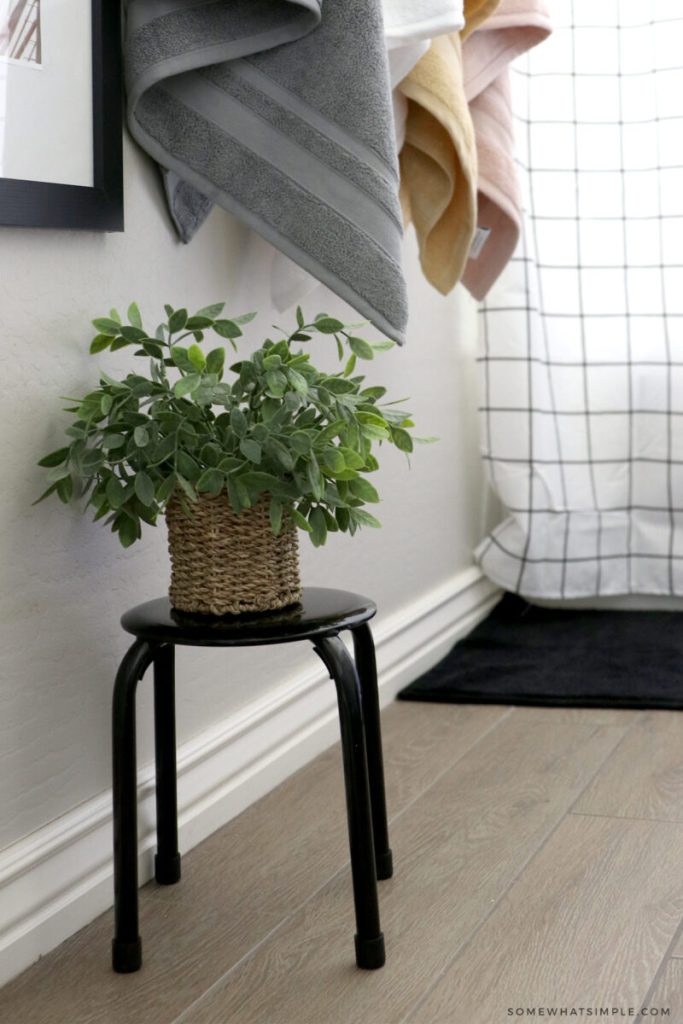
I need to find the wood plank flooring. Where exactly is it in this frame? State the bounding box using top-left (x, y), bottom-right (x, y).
top-left (2, 701), bottom-right (683, 1024)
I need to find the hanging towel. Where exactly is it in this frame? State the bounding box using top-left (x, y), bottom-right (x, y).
top-left (461, 0), bottom-right (551, 299)
top-left (264, 0), bottom-right (468, 317)
top-left (383, 1), bottom-right (466, 149)
top-left (461, 0), bottom-right (501, 37)
top-left (124, 0), bottom-right (408, 344)
top-left (398, 32), bottom-right (478, 295)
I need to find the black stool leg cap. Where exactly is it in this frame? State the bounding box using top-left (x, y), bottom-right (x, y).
top-left (112, 937), bottom-right (142, 973)
top-left (155, 852), bottom-right (181, 885)
top-left (376, 849), bottom-right (393, 880)
top-left (355, 933), bottom-right (386, 970)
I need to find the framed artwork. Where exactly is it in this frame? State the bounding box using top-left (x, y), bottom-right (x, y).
top-left (0, 0), bottom-right (123, 230)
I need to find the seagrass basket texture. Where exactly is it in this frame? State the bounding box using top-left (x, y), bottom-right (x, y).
top-left (166, 493), bottom-right (301, 615)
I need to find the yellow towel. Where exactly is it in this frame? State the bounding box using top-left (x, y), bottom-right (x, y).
top-left (462, 0), bottom-right (501, 37)
top-left (399, 33), bottom-right (477, 295)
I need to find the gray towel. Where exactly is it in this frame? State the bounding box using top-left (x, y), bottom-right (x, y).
top-left (125, 0), bottom-right (408, 344)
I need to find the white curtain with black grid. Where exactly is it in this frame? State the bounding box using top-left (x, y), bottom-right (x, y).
top-left (475, 0), bottom-right (683, 599)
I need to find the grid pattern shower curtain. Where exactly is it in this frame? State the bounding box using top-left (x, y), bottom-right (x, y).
top-left (475, 0), bottom-right (683, 598)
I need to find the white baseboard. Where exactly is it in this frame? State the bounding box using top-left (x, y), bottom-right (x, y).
top-left (0, 567), bottom-right (499, 988)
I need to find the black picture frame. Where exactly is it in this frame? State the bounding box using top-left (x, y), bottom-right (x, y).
top-left (0, 0), bottom-right (123, 231)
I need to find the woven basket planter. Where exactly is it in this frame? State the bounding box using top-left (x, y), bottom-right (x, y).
top-left (166, 493), bottom-right (301, 616)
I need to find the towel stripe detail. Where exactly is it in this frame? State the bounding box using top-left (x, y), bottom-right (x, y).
top-left (161, 74), bottom-right (402, 264)
top-left (234, 59), bottom-right (398, 184)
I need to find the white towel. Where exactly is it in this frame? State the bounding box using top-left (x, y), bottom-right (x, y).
top-left (264, 0), bottom-right (466, 316)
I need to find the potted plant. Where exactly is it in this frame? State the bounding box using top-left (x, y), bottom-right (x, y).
top-left (36, 303), bottom-right (419, 615)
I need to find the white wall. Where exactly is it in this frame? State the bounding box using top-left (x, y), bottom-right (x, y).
top-left (0, 136), bottom-right (488, 962)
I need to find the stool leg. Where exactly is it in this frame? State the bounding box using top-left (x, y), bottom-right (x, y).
top-left (153, 644), bottom-right (181, 885)
top-left (314, 635), bottom-right (385, 970)
top-left (351, 623), bottom-right (393, 881)
top-left (112, 638), bottom-right (155, 973)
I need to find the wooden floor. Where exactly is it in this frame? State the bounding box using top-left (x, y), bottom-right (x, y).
top-left (3, 701), bottom-right (683, 1023)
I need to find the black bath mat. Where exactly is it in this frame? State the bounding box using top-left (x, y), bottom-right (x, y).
top-left (397, 593), bottom-right (683, 709)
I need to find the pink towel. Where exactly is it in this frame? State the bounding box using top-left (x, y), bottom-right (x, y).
top-left (461, 0), bottom-right (551, 300)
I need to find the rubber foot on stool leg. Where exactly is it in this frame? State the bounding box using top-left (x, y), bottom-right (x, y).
top-left (112, 937), bottom-right (142, 973)
top-left (355, 932), bottom-right (385, 970)
top-left (155, 852), bottom-right (181, 885)
top-left (376, 849), bottom-right (393, 881)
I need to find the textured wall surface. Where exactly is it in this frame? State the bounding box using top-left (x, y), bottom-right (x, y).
top-left (0, 137), bottom-right (484, 851)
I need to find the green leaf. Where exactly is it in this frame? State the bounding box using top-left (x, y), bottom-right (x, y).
top-left (92, 317), bottom-right (120, 336)
top-left (174, 375), bottom-right (201, 398)
top-left (266, 370), bottom-right (287, 397)
top-left (186, 315), bottom-right (213, 330)
top-left (288, 369), bottom-right (308, 394)
top-left (127, 302), bottom-right (142, 328)
top-left (117, 514), bottom-right (139, 548)
top-left (240, 438), bottom-right (262, 464)
top-left (81, 449), bottom-right (104, 473)
top-left (142, 341), bottom-right (164, 359)
top-left (291, 508), bottom-right (312, 532)
top-left (392, 427), bottom-right (414, 453)
top-left (230, 407), bottom-right (247, 437)
top-left (196, 468), bottom-right (225, 496)
top-left (120, 326), bottom-right (146, 342)
top-left (336, 507), bottom-right (351, 531)
top-left (171, 346), bottom-right (194, 372)
top-left (134, 472), bottom-right (155, 506)
top-left (267, 438), bottom-right (294, 470)
top-left (188, 344), bottom-right (206, 371)
top-left (361, 386), bottom-right (386, 401)
top-left (306, 455), bottom-right (324, 500)
top-left (196, 302), bottom-right (225, 319)
top-left (214, 319), bottom-right (242, 339)
top-left (308, 506), bottom-right (328, 547)
top-left (109, 308), bottom-right (122, 324)
top-left (232, 311), bottom-right (257, 325)
top-left (290, 431), bottom-right (312, 455)
top-left (343, 354), bottom-right (357, 378)
top-left (313, 316), bottom-right (344, 334)
top-left (322, 447), bottom-right (345, 473)
top-left (46, 463), bottom-right (71, 483)
top-left (296, 306), bottom-right (304, 328)
top-left (110, 336), bottom-right (131, 352)
top-left (176, 474), bottom-right (197, 502)
top-left (269, 498), bottom-right (283, 535)
top-left (168, 308), bottom-right (188, 333)
top-left (349, 477), bottom-right (380, 503)
top-left (323, 377), bottom-right (357, 395)
top-left (348, 336), bottom-right (374, 360)
top-left (351, 508), bottom-right (382, 528)
top-left (106, 476), bottom-right (126, 508)
top-left (134, 426), bottom-right (149, 447)
top-left (38, 447), bottom-right (69, 468)
top-left (218, 456), bottom-right (243, 473)
top-left (90, 334), bottom-right (112, 354)
top-left (56, 475), bottom-right (74, 504)
top-left (177, 451), bottom-right (200, 482)
top-left (206, 347), bottom-right (225, 376)
top-left (100, 394), bottom-right (113, 416)
top-left (102, 433), bottom-right (126, 450)
top-left (156, 475), bottom-right (176, 503)
top-left (373, 340), bottom-right (395, 351)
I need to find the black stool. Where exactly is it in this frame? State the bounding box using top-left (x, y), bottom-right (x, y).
top-left (111, 587), bottom-right (392, 974)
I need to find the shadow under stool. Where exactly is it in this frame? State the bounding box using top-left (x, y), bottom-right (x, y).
top-left (111, 587), bottom-right (393, 974)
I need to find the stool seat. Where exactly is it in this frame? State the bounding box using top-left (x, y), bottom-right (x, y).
top-left (121, 587), bottom-right (376, 647)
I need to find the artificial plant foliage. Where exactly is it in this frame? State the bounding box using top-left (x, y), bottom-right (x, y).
top-left (36, 303), bottom-right (419, 548)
